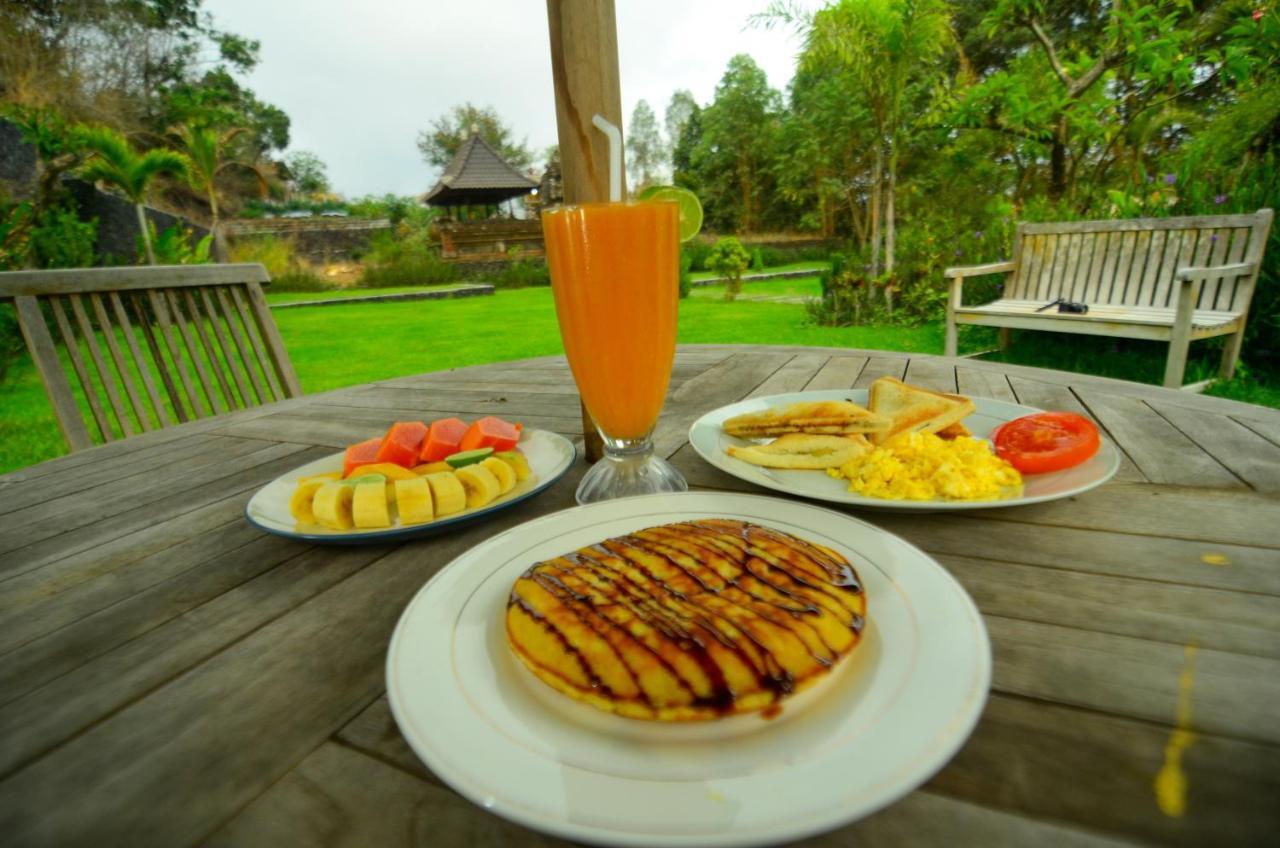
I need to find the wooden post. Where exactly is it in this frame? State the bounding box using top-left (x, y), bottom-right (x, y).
top-left (546, 0), bottom-right (626, 463)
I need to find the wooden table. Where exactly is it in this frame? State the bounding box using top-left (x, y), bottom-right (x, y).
top-left (2, 344), bottom-right (1278, 847)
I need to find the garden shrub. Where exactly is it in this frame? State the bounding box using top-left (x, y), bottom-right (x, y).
top-left (707, 237), bottom-right (751, 301)
top-left (359, 252), bottom-right (459, 287)
top-left (29, 209), bottom-right (96, 269)
top-left (0, 304), bottom-right (24, 385)
top-left (682, 239), bottom-right (713, 272)
top-left (493, 258), bottom-right (550, 289)
top-left (229, 235), bottom-right (297, 279)
top-left (750, 247), bottom-right (765, 272)
top-left (678, 250), bottom-right (693, 299)
top-left (140, 223), bottom-right (211, 265)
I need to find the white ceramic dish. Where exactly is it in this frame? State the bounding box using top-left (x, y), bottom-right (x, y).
top-left (689, 389), bottom-right (1120, 510)
top-left (244, 429), bottom-right (575, 544)
top-left (386, 492), bottom-right (991, 847)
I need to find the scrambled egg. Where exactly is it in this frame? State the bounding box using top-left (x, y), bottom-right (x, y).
top-left (829, 431), bottom-right (1022, 501)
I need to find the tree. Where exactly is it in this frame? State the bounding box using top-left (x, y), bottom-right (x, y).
top-left (795, 0), bottom-right (953, 278)
top-left (692, 55), bottom-right (784, 232)
top-left (664, 90), bottom-right (698, 164)
top-left (415, 103), bottom-right (533, 170)
top-left (79, 127), bottom-right (189, 265)
top-left (626, 99), bottom-right (664, 192)
top-left (708, 236), bottom-right (751, 300)
top-left (671, 104), bottom-right (703, 193)
top-left (284, 151), bottom-right (329, 197)
top-left (170, 123), bottom-right (269, 260)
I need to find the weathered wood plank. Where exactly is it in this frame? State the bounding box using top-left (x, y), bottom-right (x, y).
top-left (1005, 376), bottom-right (1145, 482)
top-left (932, 693), bottom-right (1280, 847)
top-left (214, 285), bottom-right (270, 405)
top-left (49, 295), bottom-right (115, 441)
top-left (213, 412), bottom-right (582, 448)
top-left (653, 351), bottom-right (795, 459)
top-left (229, 284), bottom-right (284, 402)
top-left (147, 287), bottom-right (207, 419)
top-left (803, 355), bottom-right (868, 390)
top-left (1075, 390), bottom-right (1242, 488)
top-left (903, 356), bottom-right (957, 393)
top-left (180, 288), bottom-right (235, 411)
top-left (986, 614), bottom-right (1280, 745)
top-left (1019, 212), bottom-right (1268, 235)
top-left (748, 353), bottom-right (827, 396)
top-left (955, 366), bottom-right (1016, 402)
top-left (108, 291), bottom-right (170, 428)
top-left (12, 295), bottom-right (94, 452)
top-left (88, 292), bottom-right (151, 432)
top-left (1234, 415), bottom-right (1280, 448)
top-left (0, 263), bottom-right (268, 296)
top-left (0, 443), bottom-right (318, 582)
top-left (0, 470), bottom-right (582, 845)
top-left (243, 280), bottom-right (303, 398)
top-left (852, 355), bottom-right (909, 389)
top-left (68, 293), bottom-right (135, 438)
top-left (1150, 401), bottom-right (1280, 492)
top-left (0, 436), bottom-right (286, 558)
top-left (205, 740), bottom-right (1136, 848)
top-left (310, 385), bottom-right (582, 418)
top-left (940, 552), bottom-right (1280, 658)
top-left (163, 288), bottom-right (225, 416)
top-left (198, 287), bottom-right (250, 409)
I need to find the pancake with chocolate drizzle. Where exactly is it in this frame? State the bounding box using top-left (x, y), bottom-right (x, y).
top-left (506, 519), bottom-right (867, 721)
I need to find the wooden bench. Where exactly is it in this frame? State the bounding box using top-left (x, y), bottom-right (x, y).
top-left (943, 210), bottom-right (1273, 388)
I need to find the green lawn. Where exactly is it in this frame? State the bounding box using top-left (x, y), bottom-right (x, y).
top-left (1, 283), bottom-right (1272, 474)
top-left (689, 260), bottom-right (829, 282)
top-left (689, 275), bottom-right (824, 300)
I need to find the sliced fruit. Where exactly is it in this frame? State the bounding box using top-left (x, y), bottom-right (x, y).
top-left (349, 462), bottom-right (417, 481)
top-left (638, 185), bottom-right (703, 242)
top-left (375, 421), bottom-right (429, 468)
top-left (312, 482), bottom-right (355, 530)
top-left (459, 416), bottom-right (523, 452)
top-left (352, 481), bottom-right (391, 529)
top-left (289, 479), bottom-right (327, 524)
top-left (455, 464), bottom-right (501, 508)
top-left (342, 437), bottom-right (382, 478)
top-left (412, 461), bottom-right (452, 475)
top-left (446, 447), bottom-right (494, 468)
top-left (426, 472), bottom-right (466, 516)
top-left (344, 473), bottom-right (387, 486)
top-left (480, 456), bottom-right (516, 494)
top-left (495, 450), bottom-right (531, 481)
top-left (420, 417), bottom-right (468, 462)
top-left (395, 477), bottom-right (434, 524)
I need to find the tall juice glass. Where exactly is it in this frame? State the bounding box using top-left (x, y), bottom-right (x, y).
top-left (542, 200), bottom-right (688, 503)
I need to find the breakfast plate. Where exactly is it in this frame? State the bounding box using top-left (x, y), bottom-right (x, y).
top-left (387, 492), bottom-right (991, 847)
top-left (244, 428), bottom-right (575, 544)
top-left (689, 390), bottom-right (1121, 510)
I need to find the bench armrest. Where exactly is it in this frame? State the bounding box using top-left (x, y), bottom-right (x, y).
top-left (1175, 261), bottom-right (1256, 281)
top-left (942, 261), bottom-right (1015, 278)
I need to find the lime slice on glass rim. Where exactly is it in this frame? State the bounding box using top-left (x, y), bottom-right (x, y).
top-left (638, 185), bottom-right (703, 242)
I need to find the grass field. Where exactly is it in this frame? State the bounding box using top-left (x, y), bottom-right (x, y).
top-left (1, 279), bottom-right (1272, 474)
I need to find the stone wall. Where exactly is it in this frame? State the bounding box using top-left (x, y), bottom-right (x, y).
top-left (223, 218), bottom-right (391, 263)
top-left (0, 120), bottom-right (37, 199)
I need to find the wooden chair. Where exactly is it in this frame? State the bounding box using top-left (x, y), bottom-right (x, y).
top-left (943, 210), bottom-right (1273, 388)
top-left (0, 263), bottom-right (302, 452)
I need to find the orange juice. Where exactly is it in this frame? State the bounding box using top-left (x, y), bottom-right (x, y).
top-left (542, 202), bottom-right (679, 440)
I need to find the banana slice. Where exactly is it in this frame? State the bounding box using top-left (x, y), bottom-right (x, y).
top-left (352, 480), bottom-right (391, 529)
top-left (395, 477), bottom-right (434, 524)
top-left (480, 456), bottom-right (516, 494)
top-left (312, 482), bottom-right (355, 530)
top-left (495, 450), bottom-right (531, 481)
top-left (455, 464), bottom-right (501, 508)
top-left (426, 472), bottom-right (467, 516)
top-left (289, 479), bottom-right (327, 524)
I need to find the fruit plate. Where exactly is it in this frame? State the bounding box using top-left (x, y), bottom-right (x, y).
top-left (244, 429), bottom-right (575, 544)
top-left (689, 389), bottom-right (1121, 511)
top-left (386, 492), bottom-right (991, 847)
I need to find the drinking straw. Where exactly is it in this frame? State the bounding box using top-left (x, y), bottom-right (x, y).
top-left (591, 114), bottom-right (623, 202)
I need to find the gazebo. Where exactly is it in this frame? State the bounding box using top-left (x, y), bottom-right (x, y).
top-left (422, 132), bottom-right (538, 220)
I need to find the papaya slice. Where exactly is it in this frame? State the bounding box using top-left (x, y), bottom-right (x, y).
top-left (458, 416), bottom-right (522, 452)
top-left (420, 418), bottom-right (468, 462)
top-left (342, 437), bottom-right (382, 478)
top-left (375, 421), bottom-right (428, 468)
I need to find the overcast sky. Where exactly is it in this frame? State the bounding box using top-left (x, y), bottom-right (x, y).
top-left (204, 0), bottom-right (818, 197)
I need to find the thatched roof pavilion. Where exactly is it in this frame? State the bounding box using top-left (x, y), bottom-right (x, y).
top-left (422, 133), bottom-right (538, 208)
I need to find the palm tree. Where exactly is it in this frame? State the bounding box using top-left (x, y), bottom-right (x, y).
top-left (169, 124), bottom-right (270, 261)
top-left (78, 127), bottom-right (189, 265)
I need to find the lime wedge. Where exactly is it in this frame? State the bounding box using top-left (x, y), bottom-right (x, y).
top-left (639, 185), bottom-right (703, 242)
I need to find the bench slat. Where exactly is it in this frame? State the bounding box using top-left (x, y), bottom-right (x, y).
top-left (957, 299), bottom-right (1239, 329)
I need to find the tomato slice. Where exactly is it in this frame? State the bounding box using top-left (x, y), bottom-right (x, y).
top-left (993, 412), bottom-right (1100, 474)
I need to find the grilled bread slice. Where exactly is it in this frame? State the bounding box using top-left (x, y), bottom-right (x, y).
top-left (727, 433), bottom-right (870, 469)
top-left (868, 377), bottom-right (975, 445)
top-left (723, 400), bottom-right (889, 438)
top-left (506, 519), bottom-right (867, 721)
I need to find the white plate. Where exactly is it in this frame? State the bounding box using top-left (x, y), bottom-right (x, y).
top-left (386, 492), bottom-right (991, 847)
top-left (244, 429), bottom-right (575, 544)
top-left (689, 390), bottom-right (1120, 510)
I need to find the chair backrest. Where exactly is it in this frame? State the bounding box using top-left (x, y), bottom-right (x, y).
top-left (1007, 210), bottom-right (1273, 312)
top-left (0, 263), bottom-right (301, 452)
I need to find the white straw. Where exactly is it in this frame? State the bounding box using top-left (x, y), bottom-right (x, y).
top-left (591, 114), bottom-right (623, 202)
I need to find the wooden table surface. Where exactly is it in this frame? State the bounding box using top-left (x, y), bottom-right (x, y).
top-left (2, 344), bottom-right (1278, 847)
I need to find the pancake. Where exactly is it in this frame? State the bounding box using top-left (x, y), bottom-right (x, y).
top-left (506, 519), bottom-right (866, 721)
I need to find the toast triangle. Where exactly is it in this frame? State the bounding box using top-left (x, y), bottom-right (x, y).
top-left (867, 377), bottom-right (976, 445)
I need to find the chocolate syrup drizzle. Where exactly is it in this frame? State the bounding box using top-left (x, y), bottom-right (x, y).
top-left (507, 519), bottom-right (866, 716)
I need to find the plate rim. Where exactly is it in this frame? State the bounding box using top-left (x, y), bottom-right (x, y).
top-left (242, 428), bottom-right (577, 544)
top-left (385, 491), bottom-right (992, 847)
top-left (688, 389), bottom-right (1120, 510)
